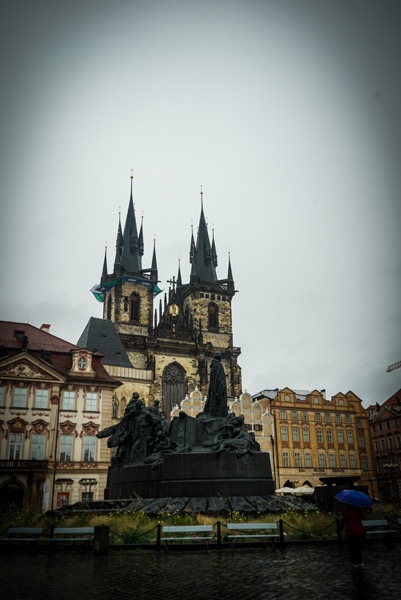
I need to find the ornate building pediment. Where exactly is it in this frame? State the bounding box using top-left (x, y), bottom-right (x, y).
top-left (31, 419), bottom-right (49, 434)
top-left (59, 420), bottom-right (77, 435)
top-left (7, 416), bottom-right (28, 433)
top-left (82, 421), bottom-right (99, 436)
top-left (0, 353), bottom-right (65, 383)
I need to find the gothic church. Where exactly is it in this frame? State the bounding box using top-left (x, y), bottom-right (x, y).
top-left (80, 178), bottom-right (242, 416)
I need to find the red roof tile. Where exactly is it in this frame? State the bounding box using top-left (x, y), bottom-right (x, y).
top-left (0, 321), bottom-right (77, 352)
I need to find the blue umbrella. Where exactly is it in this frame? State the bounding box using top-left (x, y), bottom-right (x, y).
top-left (335, 489), bottom-right (373, 507)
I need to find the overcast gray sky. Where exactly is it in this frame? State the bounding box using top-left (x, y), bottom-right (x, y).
top-left (1, 0), bottom-right (400, 406)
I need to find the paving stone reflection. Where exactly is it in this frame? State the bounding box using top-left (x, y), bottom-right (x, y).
top-left (1, 544), bottom-right (400, 600)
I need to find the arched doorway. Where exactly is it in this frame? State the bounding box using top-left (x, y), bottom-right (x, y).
top-left (0, 480), bottom-right (24, 509)
top-left (162, 362), bottom-right (186, 417)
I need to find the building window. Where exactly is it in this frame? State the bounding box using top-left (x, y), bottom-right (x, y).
top-left (361, 456), bottom-right (368, 471)
top-left (13, 388), bottom-right (27, 408)
top-left (396, 435), bottom-right (401, 449)
top-left (340, 454), bottom-right (347, 468)
top-left (316, 429), bottom-right (323, 443)
top-left (82, 491), bottom-right (94, 502)
top-left (329, 452), bottom-right (336, 468)
top-left (83, 437), bottom-right (96, 462)
top-left (380, 438), bottom-right (385, 451)
top-left (62, 391), bottom-right (75, 411)
top-left (291, 411), bottom-right (298, 420)
top-left (347, 430), bottom-right (354, 445)
top-left (315, 413), bottom-right (321, 422)
top-left (208, 302), bottom-right (219, 330)
top-left (282, 451), bottom-right (290, 467)
top-left (280, 410), bottom-right (286, 419)
top-left (281, 427), bottom-right (288, 441)
top-left (394, 419), bottom-right (398, 428)
top-left (374, 440), bottom-right (379, 452)
top-left (378, 423), bottom-right (382, 431)
top-left (388, 437), bottom-right (393, 450)
top-left (294, 451), bottom-right (302, 467)
top-left (9, 433), bottom-right (23, 460)
top-left (31, 434), bottom-right (45, 460)
top-left (386, 421), bottom-right (391, 429)
top-left (355, 417), bottom-right (361, 427)
top-left (318, 453), bottom-right (326, 468)
top-left (292, 427), bottom-right (300, 442)
top-left (304, 452), bottom-right (312, 468)
top-left (335, 414), bottom-right (342, 423)
top-left (130, 292), bottom-right (140, 321)
top-left (284, 394), bottom-right (291, 402)
top-left (337, 429), bottom-right (344, 443)
top-left (338, 398), bottom-right (344, 406)
top-left (326, 429), bottom-right (333, 443)
top-left (86, 392), bottom-right (98, 412)
top-left (0, 386), bottom-right (5, 406)
top-left (35, 389), bottom-right (49, 409)
top-left (301, 412), bottom-right (307, 421)
top-left (302, 428), bottom-right (310, 442)
top-left (349, 454), bottom-right (357, 469)
top-left (313, 396), bottom-right (320, 404)
top-left (358, 434), bottom-right (365, 448)
top-left (345, 415), bottom-right (352, 424)
top-left (59, 435), bottom-right (73, 461)
top-left (325, 413), bottom-right (331, 423)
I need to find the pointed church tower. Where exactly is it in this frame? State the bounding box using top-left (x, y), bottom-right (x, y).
top-left (170, 188), bottom-right (241, 400)
top-left (100, 174), bottom-right (160, 353)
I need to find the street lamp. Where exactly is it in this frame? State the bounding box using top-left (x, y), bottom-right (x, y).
top-left (367, 477), bottom-right (375, 498)
top-left (383, 463), bottom-right (398, 502)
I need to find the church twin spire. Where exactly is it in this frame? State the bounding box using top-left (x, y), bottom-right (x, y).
top-left (100, 179), bottom-right (234, 291)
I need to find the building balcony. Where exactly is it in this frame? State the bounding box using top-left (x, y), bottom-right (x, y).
top-left (0, 459), bottom-right (49, 471)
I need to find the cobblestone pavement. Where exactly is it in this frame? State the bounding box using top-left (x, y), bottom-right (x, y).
top-left (1, 543), bottom-right (400, 600)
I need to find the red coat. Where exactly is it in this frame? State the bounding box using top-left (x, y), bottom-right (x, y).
top-left (341, 505), bottom-right (366, 538)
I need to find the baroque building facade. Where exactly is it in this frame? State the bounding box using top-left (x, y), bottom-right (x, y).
top-left (252, 387), bottom-right (375, 490)
top-left (368, 389), bottom-right (401, 502)
top-left (0, 321), bottom-right (120, 509)
top-left (86, 179), bottom-right (242, 418)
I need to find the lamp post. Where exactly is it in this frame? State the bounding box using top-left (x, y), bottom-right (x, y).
top-left (367, 477), bottom-right (375, 498)
top-left (383, 462), bottom-right (398, 503)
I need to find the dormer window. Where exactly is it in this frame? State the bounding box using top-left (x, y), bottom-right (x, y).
top-left (70, 350), bottom-right (94, 376)
top-left (78, 356), bottom-right (87, 370)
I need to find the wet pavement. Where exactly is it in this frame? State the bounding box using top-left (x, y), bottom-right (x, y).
top-left (1, 543), bottom-right (400, 600)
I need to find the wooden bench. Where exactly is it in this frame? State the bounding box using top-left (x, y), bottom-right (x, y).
top-left (160, 525), bottom-right (214, 547)
top-left (362, 519), bottom-right (396, 539)
top-left (226, 522), bottom-right (279, 546)
top-left (48, 526), bottom-right (95, 546)
top-left (0, 527), bottom-right (44, 544)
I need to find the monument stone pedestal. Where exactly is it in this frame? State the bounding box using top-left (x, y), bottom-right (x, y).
top-left (106, 451), bottom-right (275, 499)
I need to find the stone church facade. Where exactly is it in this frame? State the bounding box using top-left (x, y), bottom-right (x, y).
top-left (83, 178), bottom-right (242, 418)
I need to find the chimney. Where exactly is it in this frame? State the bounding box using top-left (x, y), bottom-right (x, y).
top-left (40, 324), bottom-right (51, 333)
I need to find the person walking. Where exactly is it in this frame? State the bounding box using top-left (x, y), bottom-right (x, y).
top-left (340, 503), bottom-right (366, 569)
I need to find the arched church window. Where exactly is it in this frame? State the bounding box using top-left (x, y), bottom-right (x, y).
top-left (112, 397), bottom-right (119, 419)
top-left (208, 302), bottom-right (219, 330)
top-left (162, 363), bottom-right (186, 417)
top-left (130, 293), bottom-right (140, 322)
top-left (107, 296), bottom-right (112, 320)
